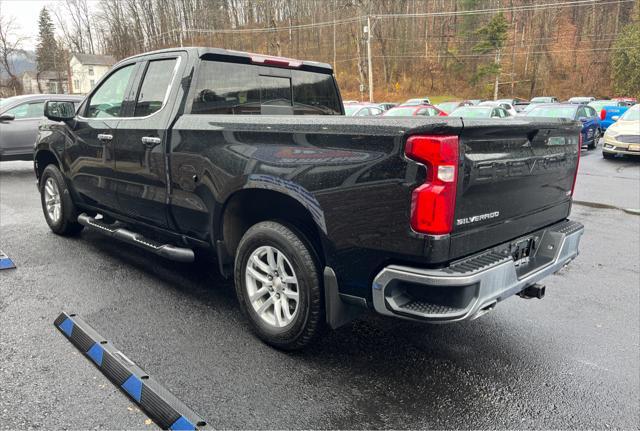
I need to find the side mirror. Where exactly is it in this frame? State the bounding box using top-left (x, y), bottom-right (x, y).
top-left (0, 113), bottom-right (15, 121)
top-left (44, 100), bottom-right (76, 122)
top-left (578, 116), bottom-right (589, 122)
top-left (611, 115), bottom-right (620, 121)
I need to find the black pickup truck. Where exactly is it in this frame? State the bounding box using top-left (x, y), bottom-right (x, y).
top-left (35, 47), bottom-right (584, 349)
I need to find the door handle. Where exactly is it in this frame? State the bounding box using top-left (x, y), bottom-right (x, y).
top-left (97, 133), bottom-right (113, 142)
top-left (141, 136), bottom-right (162, 147)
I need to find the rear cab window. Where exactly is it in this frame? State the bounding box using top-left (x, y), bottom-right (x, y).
top-left (191, 59), bottom-right (342, 116)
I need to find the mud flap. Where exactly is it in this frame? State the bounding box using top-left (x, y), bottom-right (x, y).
top-left (324, 267), bottom-right (366, 329)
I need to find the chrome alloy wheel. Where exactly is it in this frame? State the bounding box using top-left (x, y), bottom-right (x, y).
top-left (44, 177), bottom-right (62, 224)
top-left (245, 245), bottom-right (300, 328)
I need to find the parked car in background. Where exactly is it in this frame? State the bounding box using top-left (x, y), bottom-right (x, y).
top-left (343, 100), bottom-right (359, 104)
top-left (602, 104), bottom-right (640, 159)
top-left (450, 105), bottom-right (511, 118)
top-left (517, 104), bottom-right (539, 115)
top-left (344, 103), bottom-right (384, 116)
top-left (599, 105), bottom-right (632, 131)
top-left (588, 100), bottom-right (631, 131)
top-left (377, 102), bottom-right (398, 111)
top-left (382, 104), bottom-right (446, 117)
top-left (0, 94), bottom-right (84, 161)
top-left (401, 97), bottom-right (431, 106)
top-left (464, 99), bottom-right (485, 105)
top-left (435, 101), bottom-right (472, 114)
top-left (514, 102), bottom-right (530, 113)
top-left (525, 103), bottom-right (601, 149)
top-left (530, 96), bottom-right (559, 104)
top-left (612, 97), bottom-right (637, 105)
top-left (497, 98), bottom-right (528, 106)
top-left (588, 99), bottom-right (627, 112)
top-left (496, 98), bottom-right (530, 113)
top-left (478, 100), bottom-right (518, 116)
top-left (567, 96), bottom-right (596, 104)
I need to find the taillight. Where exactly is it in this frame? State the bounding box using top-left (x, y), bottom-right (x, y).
top-left (571, 133), bottom-right (582, 196)
top-left (600, 109), bottom-right (606, 120)
top-left (405, 135), bottom-right (459, 235)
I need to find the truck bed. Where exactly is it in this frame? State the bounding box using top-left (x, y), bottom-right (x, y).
top-left (168, 115), bottom-right (581, 298)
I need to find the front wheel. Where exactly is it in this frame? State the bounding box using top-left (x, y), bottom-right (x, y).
top-left (588, 130), bottom-right (600, 150)
top-left (39, 164), bottom-right (83, 236)
top-left (603, 151), bottom-right (615, 159)
top-left (234, 221), bottom-right (324, 350)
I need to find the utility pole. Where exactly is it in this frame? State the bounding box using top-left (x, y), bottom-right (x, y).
top-left (366, 16), bottom-right (373, 103)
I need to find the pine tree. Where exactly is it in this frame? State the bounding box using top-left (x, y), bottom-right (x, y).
top-left (471, 12), bottom-right (509, 98)
top-left (611, 23), bottom-right (640, 98)
top-left (36, 7), bottom-right (63, 93)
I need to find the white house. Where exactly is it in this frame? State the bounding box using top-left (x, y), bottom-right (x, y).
top-left (21, 70), bottom-right (69, 94)
top-left (69, 53), bottom-right (116, 95)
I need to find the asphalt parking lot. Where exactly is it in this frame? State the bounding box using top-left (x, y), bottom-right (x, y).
top-left (1, 148), bottom-right (638, 429)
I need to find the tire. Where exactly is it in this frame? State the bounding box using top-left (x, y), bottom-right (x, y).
top-left (234, 221), bottom-right (324, 350)
top-left (39, 164), bottom-right (84, 236)
top-left (588, 130), bottom-right (600, 150)
top-left (603, 151), bottom-right (615, 159)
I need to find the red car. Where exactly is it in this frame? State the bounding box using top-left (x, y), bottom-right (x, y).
top-left (382, 104), bottom-right (447, 117)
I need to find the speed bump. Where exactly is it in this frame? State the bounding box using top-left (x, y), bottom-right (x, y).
top-left (0, 250), bottom-right (16, 270)
top-left (54, 312), bottom-right (207, 430)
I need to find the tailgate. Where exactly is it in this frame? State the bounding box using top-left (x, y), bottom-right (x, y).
top-left (450, 118), bottom-right (581, 258)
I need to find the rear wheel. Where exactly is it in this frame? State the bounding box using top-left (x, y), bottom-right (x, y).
top-left (39, 164), bottom-right (83, 236)
top-left (234, 221), bottom-right (324, 350)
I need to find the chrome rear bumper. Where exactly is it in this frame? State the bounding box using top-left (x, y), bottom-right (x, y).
top-left (372, 220), bottom-right (584, 322)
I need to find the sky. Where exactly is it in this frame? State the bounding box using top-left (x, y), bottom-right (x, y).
top-left (0, 0), bottom-right (99, 50)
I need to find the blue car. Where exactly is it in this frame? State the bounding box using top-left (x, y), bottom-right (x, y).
top-left (525, 103), bottom-right (601, 150)
top-left (588, 100), bottom-right (631, 131)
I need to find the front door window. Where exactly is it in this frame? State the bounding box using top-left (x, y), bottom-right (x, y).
top-left (86, 64), bottom-right (134, 118)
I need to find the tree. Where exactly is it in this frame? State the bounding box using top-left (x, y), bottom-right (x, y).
top-left (611, 22), bottom-right (640, 98)
top-left (0, 15), bottom-right (26, 95)
top-left (472, 12), bottom-right (509, 99)
top-left (36, 7), bottom-right (64, 93)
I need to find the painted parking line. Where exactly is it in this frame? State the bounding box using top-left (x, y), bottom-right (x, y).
top-left (54, 312), bottom-right (207, 430)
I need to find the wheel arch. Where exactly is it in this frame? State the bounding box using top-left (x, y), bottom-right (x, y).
top-left (34, 149), bottom-right (62, 183)
top-left (217, 187), bottom-right (328, 270)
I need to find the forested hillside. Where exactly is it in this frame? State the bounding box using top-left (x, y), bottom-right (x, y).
top-left (39, 0), bottom-right (640, 100)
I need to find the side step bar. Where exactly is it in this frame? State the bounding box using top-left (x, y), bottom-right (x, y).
top-left (78, 213), bottom-right (194, 263)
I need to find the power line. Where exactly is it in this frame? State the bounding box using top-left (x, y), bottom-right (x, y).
top-left (372, 0), bottom-right (633, 18)
top-left (150, 0), bottom-right (633, 37)
top-left (333, 45), bottom-right (639, 63)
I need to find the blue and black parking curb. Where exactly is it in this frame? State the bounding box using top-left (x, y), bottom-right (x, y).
top-left (54, 312), bottom-right (208, 430)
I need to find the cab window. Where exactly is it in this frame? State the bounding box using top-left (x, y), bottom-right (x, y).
top-left (86, 64), bottom-right (135, 118)
top-left (134, 58), bottom-right (177, 117)
top-left (191, 60), bottom-right (341, 115)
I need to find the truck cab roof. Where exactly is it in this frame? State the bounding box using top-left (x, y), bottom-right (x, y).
top-left (118, 46), bottom-right (334, 73)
